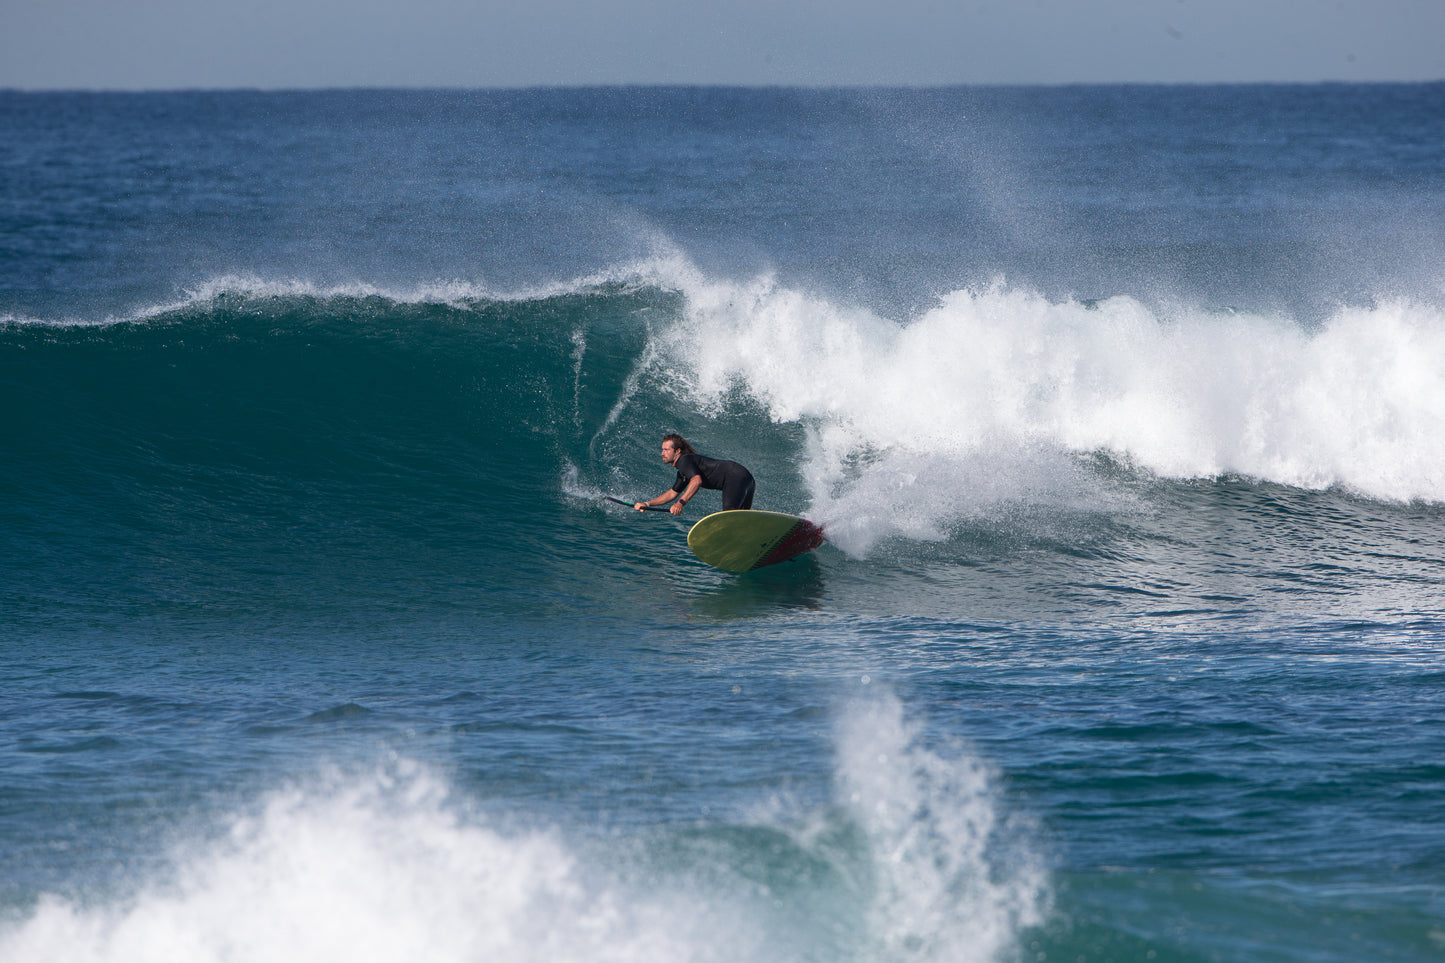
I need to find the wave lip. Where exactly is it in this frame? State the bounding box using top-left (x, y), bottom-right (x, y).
top-left (0, 250), bottom-right (700, 330)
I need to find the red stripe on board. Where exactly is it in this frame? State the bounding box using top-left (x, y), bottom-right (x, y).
top-left (754, 520), bottom-right (826, 569)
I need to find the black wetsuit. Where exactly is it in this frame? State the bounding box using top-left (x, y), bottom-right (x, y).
top-left (673, 453), bottom-right (756, 511)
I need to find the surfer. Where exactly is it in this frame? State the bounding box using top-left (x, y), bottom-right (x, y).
top-left (635, 434), bottom-right (755, 515)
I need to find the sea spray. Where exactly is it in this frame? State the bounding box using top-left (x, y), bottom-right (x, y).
top-left (834, 691), bottom-right (1049, 963)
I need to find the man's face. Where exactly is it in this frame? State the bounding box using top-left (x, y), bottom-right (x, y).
top-left (661, 442), bottom-right (679, 465)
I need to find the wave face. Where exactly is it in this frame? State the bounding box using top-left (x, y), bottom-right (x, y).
top-left (1, 277), bottom-right (680, 623)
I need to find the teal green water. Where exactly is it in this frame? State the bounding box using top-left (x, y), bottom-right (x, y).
top-left (3, 86), bottom-right (1444, 962)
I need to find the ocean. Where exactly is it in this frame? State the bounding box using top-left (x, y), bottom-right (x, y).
top-left (2, 85), bottom-right (1443, 962)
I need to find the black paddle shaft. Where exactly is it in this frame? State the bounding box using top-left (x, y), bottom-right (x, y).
top-left (605, 496), bottom-right (672, 512)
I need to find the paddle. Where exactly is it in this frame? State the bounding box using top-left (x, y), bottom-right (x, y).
top-left (604, 496), bottom-right (672, 512)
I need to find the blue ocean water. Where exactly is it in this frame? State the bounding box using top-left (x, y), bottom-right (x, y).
top-left (2, 85), bottom-right (1444, 962)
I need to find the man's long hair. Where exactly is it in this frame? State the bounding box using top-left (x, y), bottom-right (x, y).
top-left (663, 433), bottom-right (695, 456)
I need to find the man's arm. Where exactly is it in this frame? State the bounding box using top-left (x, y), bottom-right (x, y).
top-left (635, 488), bottom-right (679, 511)
top-left (669, 476), bottom-right (704, 515)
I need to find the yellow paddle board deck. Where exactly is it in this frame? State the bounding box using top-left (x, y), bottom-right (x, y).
top-left (686, 510), bottom-right (825, 572)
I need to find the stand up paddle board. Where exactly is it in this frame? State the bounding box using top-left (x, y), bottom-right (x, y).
top-left (686, 510), bottom-right (825, 573)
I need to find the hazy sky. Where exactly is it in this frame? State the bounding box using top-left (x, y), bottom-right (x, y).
top-left (3, 0), bottom-right (1443, 90)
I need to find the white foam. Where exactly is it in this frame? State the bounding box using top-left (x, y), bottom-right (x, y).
top-left (0, 697), bottom-right (1047, 963)
top-left (0, 763), bottom-right (720, 963)
top-left (652, 274), bottom-right (1445, 547)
